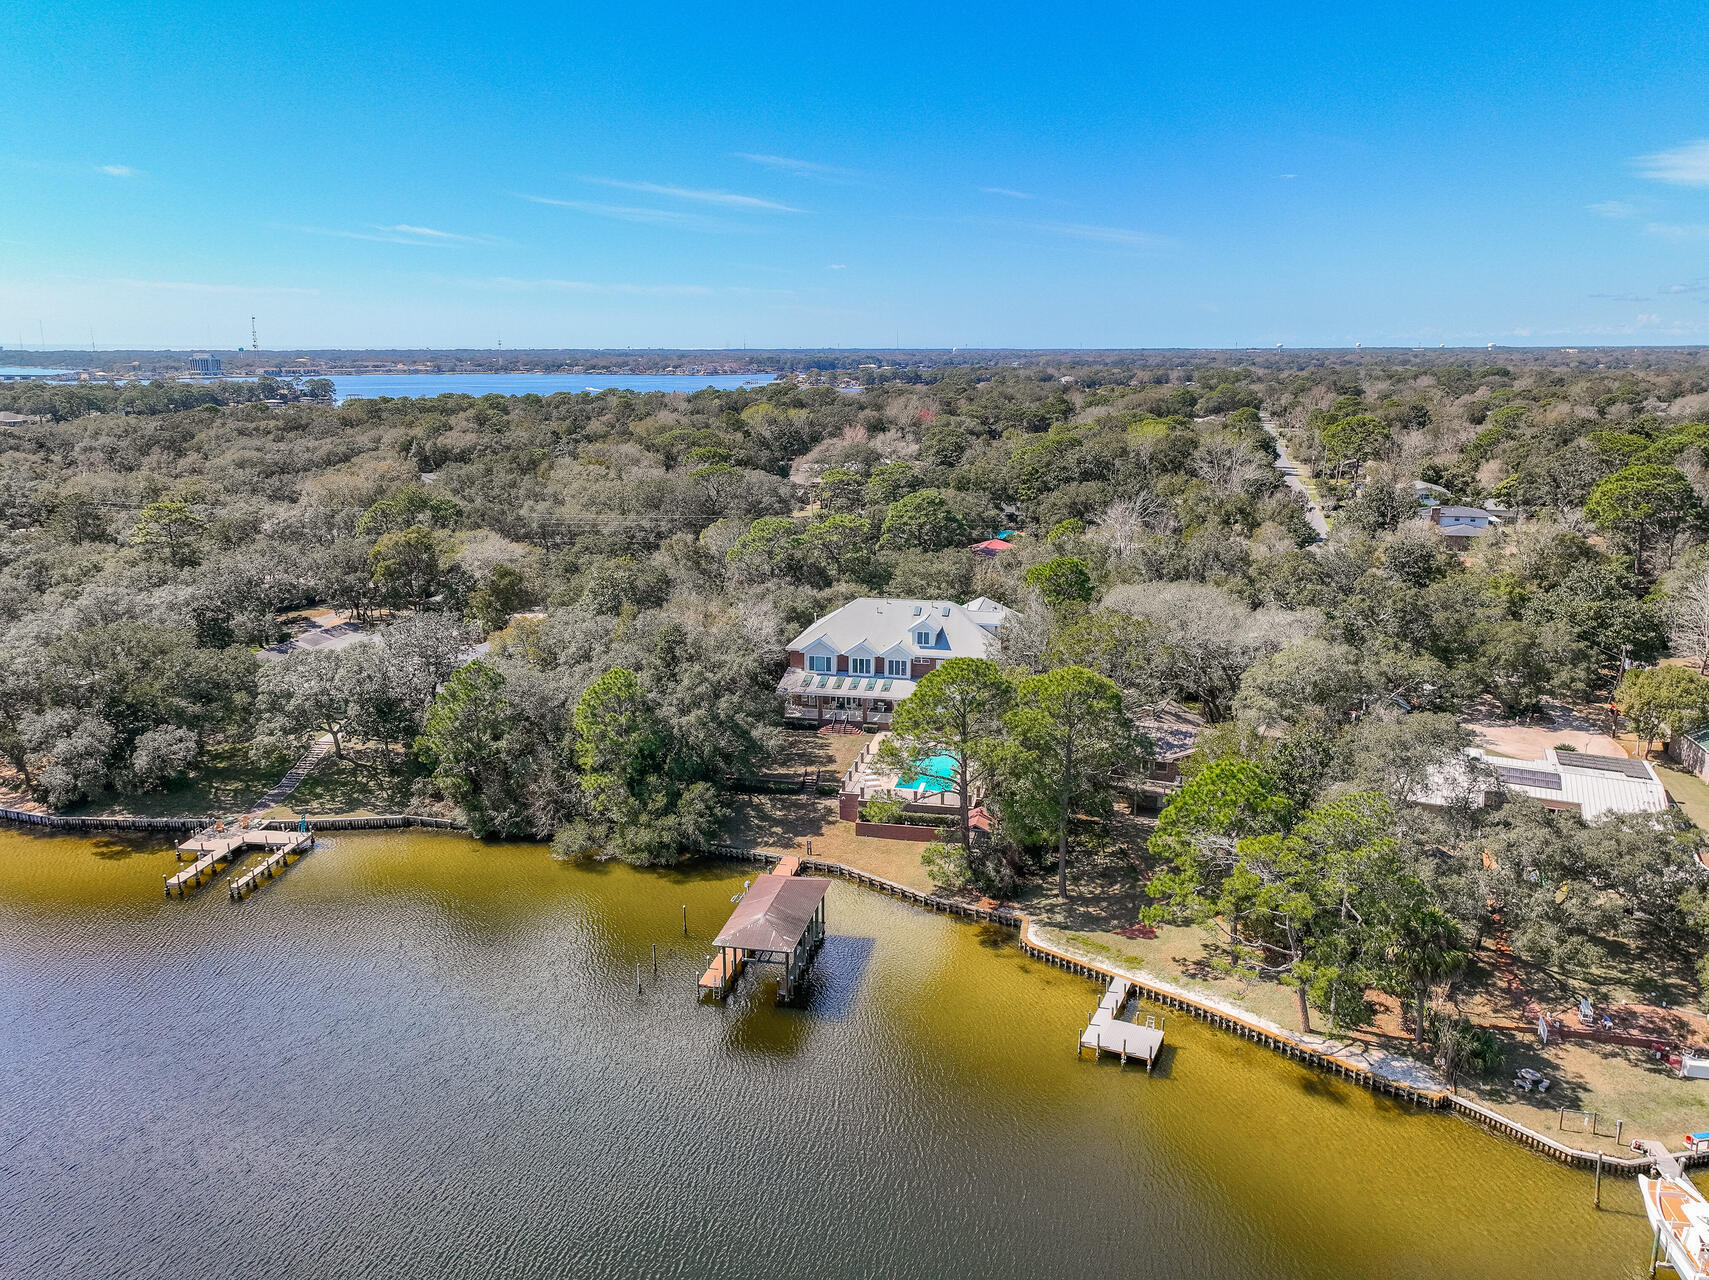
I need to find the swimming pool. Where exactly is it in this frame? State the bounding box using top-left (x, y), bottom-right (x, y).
top-left (899, 754), bottom-right (958, 792)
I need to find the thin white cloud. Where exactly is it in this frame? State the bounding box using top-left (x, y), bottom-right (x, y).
top-left (377, 223), bottom-right (503, 245)
top-left (981, 186), bottom-right (1035, 199)
top-left (1025, 220), bottom-right (1174, 250)
top-left (1637, 139), bottom-right (1709, 186)
top-left (1587, 200), bottom-right (1638, 218)
top-left (100, 277), bottom-right (318, 295)
top-left (97, 164), bottom-right (137, 178)
top-left (1664, 280), bottom-right (1709, 294)
top-left (290, 224), bottom-right (480, 247)
top-left (827, 264), bottom-right (846, 270)
top-left (485, 276), bottom-right (715, 296)
top-left (1278, 173), bottom-right (1298, 180)
top-left (584, 177), bottom-right (803, 212)
top-left (1646, 222), bottom-right (1709, 240)
top-left (517, 193), bottom-right (725, 230)
top-left (1588, 291), bottom-right (1650, 302)
top-left (476, 276), bottom-right (793, 298)
top-left (733, 153), bottom-right (863, 183)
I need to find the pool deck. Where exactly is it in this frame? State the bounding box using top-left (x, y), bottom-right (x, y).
top-left (842, 734), bottom-right (962, 805)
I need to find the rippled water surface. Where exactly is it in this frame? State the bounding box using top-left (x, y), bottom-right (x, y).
top-left (0, 829), bottom-right (1654, 1278)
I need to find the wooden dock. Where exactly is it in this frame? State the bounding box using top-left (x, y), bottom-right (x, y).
top-left (165, 828), bottom-right (309, 898)
top-left (1079, 978), bottom-right (1165, 1070)
top-left (698, 949), bottom-right (744, 996)
top-left (228, 833), bottom-right (315, 900)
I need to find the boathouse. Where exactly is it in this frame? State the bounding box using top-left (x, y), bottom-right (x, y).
top-left (703, 873), bottom-right (830, 1001)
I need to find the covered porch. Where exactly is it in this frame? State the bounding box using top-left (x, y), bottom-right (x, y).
top-left (779, 668), bottom-right (916, 728)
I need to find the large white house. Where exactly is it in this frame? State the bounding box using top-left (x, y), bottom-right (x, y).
top-left (779, 596), bottom-right (1009, 727)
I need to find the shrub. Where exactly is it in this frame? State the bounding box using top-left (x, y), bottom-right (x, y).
top-left (863, 796), bottom-right (905, 824)
top-left (921, 840), bottom-right (972, 889)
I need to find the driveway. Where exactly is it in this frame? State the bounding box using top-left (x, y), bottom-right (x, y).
top-left (1262, 412), bottom-right (1330, 539)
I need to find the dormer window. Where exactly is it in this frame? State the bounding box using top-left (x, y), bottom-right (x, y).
top-left (915, 629), bottom-right (934, 646)
top-left (887, 658), bottom-right (908, 676)
top-left (807, 654), bottom-right (832, 673)
top-left (850, 658), bottom-right (872, 675)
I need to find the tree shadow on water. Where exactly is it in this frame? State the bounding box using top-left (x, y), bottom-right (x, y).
top-left (1296, 1068), bottom-right (1354, 1106)
top-left (972, 922), bottom-right (1017, 951)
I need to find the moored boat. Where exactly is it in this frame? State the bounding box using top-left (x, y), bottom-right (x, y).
top-left (1641, 1174), bottom-right (1709, 1277)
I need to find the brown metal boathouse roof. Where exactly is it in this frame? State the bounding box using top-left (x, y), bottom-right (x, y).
top-left (713, 874), bottom-right (831, 953)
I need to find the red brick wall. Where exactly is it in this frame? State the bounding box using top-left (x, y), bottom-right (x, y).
top-left (837, 655), bottom-right (849, 673)
top-left (787, 650), bottom-right (804, 668)
top-left (854, 820), bottom-right (938, 842)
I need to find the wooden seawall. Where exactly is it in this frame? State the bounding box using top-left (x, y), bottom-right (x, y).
top-left (708, 843), bottom-right (1708, 1177)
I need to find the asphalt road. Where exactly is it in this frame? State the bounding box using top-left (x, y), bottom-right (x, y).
top-left (1262, 411), bottom-right (1330, 539)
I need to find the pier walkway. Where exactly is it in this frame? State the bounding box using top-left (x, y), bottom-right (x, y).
top-left (228, 832), bottom-right (315, 900)
top-left (1079, 977), bottom-right (1165, 1070)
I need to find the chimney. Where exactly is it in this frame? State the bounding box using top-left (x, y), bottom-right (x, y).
top-left (1429, 506), bottom-right (1442, 525)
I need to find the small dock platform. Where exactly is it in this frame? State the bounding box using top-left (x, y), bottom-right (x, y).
top-left (1079, 977), bottom-right (1165, 1070)
top-left (228, 833), bottom-right (314, 900)
top-left (165, 828), bottom-right (308, 898)
top-left (698, 949), bottom-right (744, 996)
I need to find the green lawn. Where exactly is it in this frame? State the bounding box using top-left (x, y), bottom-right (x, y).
top-left (69, 741), bottom-right (277, 819)
top-left (262, 748), bottom-right (419, 818)
top-left (1656, 760), bottom-right (1709, 831)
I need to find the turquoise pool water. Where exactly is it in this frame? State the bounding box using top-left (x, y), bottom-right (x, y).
top-left (900, 754), bottom-right (958, 791)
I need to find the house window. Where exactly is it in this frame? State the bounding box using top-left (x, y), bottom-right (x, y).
top-left (850, 658), bottom-right (872, 675)
top-left (807, 654), bottom-right (832, 673)
top-left (915, 629), bottom-right (934, 646)
top-left (887, 658), bottom-right (908, 676)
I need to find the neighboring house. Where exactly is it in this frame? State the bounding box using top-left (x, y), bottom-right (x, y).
top-left (1132, 703), bottom-right (1202, 791)
top-left (969, 538), bottom-right (1012, 557)
top-left (1412, 479), bottom-right (1453, 508)
top-left (1414, 747), bottom-right (1668, 822)
top-left (0, 411), bottom-right (33, 427)
top-left (1426, 504), bottom-right (1500, 549)
top-left (779, 596), bottom-right (1009, 727)
top-left (258, 621), bottom-right (371, 661)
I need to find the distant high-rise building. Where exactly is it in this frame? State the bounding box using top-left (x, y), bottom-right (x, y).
top-left (187, 353), bottom-right (221, 375)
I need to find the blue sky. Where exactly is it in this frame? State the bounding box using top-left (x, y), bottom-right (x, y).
top-left (4, 0), bottom-right (1709, 350)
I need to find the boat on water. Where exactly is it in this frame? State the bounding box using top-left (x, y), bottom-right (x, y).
top-left (1641, 1174), bottom-right (1709, 1277)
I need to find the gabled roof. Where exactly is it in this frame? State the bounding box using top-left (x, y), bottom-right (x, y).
top-left (714, 874), bottom-right (830, 953)
top-left (785, 597), bottom-right (1007, 659)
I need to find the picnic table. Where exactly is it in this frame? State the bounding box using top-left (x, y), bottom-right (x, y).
top-left (1514, 1068), bottom-right (1552, 1093)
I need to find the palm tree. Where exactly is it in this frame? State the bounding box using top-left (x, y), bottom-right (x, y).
top-left (1386, 906), bottom-right (1467, 1044)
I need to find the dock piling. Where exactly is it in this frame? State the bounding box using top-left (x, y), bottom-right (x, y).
top-left (1594, 1151), bottom-right (1603, 1208)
